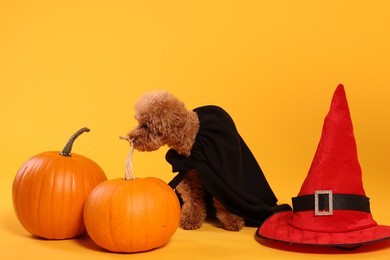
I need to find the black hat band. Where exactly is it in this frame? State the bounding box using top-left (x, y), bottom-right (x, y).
top-left (292, 190), bottom-right (371, 216)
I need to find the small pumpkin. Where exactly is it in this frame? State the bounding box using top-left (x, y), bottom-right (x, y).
top-left (83, 137), bottom-right (180, 253)
top-left (12, 127), bottom-right (107, 239)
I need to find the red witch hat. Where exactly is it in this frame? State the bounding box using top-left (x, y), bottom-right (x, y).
top-left (256, 84), bottom-right (390, 246)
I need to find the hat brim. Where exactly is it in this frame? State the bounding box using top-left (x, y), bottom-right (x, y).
top-left (256, 210), bottom-right (390, 247)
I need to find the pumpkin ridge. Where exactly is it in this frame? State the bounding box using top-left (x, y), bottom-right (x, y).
top-left (139, 180), bottom-right (151, 250)
top-left (43, 155), bottom-right (57, 238)
top-left (67, 160), bottom-right (76, 236)
top-left (13, 165), bottom-right (29, 232)
top-left (107, 183), bottom-right (118, 250)
top-left (53, 157), bottom-right (63, 237)
top-left (50, 156), bottom-right (63, 238)
top-left (35, 158), bottom-right (48, 237)
top-left (24, 166), bottom-right (35, 233)
top-left (155, 180), bottom-right (179, 247)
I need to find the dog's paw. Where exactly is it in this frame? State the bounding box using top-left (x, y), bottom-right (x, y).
top-left (222, 218), bottom-right (245, 231)
top-left (218, 213), bottom-right (245, 231)
top-left (179, 201), bottom-right (207, 230)
top-left (180, 217), bottom-right (203, 230)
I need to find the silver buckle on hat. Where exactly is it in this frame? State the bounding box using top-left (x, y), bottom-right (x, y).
top-left (314, 190), bottom-right (333, 216)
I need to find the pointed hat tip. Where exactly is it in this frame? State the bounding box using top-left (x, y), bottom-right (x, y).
top-left (335, 83), bottom-right (345, 94)
top-left (330, 83), bottom-right (349, 113)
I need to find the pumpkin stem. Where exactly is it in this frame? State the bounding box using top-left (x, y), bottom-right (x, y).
top-left (60, 127), bottom-right (90, 157)
top-left (120, 136), bottom-right (135, 180)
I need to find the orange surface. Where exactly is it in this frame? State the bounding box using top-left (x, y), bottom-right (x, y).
top-left (1, 1), bottom-right (390, 259)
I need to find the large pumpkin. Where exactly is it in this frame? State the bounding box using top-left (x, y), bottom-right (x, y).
top-left (12, 127), bottom-right (107, 239)
top-left (83, 138), bottom-right (180, 253)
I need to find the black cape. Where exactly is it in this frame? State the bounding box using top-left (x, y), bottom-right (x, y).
top-left (166, 105), bottom-right (291, 226)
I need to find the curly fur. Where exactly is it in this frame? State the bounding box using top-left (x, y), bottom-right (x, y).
top-left (127, 90), bottom-right (245, 231)
top-left (130, 91), bottom-right (198, 156)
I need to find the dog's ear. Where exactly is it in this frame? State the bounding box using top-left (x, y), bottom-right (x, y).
top-left (165, 98), bottom-right (190, 128)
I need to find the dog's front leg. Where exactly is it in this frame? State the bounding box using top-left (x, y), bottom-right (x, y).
top-left (176, 170), bottom-right (207, 230)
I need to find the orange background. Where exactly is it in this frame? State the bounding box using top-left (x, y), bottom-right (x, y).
top-left (1, 1), bottom-right (390, 259)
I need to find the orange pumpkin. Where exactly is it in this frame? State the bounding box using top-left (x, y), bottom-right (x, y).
top-left (83, 138), bottom-right (180, 253)
top-left (12, 127), bottom-right (107, 239)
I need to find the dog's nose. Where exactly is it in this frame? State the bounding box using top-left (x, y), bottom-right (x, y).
top-left (127, 132), bottom-right (136, 142)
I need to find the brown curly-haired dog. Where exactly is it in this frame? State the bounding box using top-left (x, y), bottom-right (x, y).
top-left (127, 90), bottom-right (245, 231)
